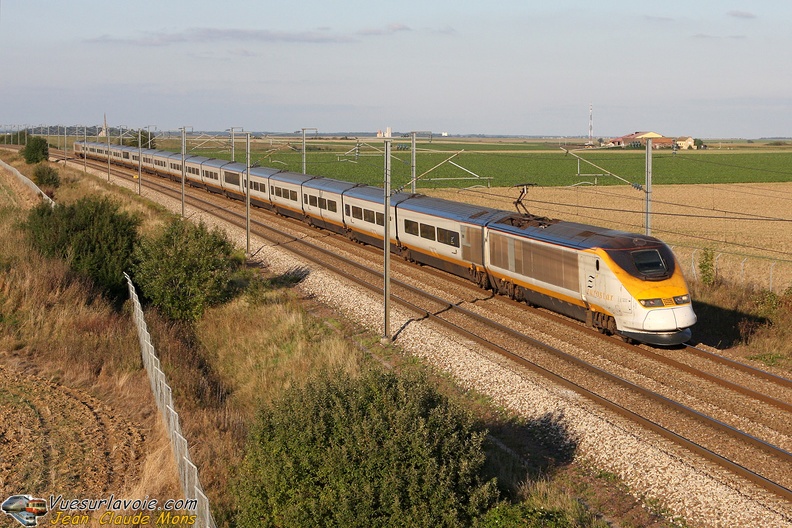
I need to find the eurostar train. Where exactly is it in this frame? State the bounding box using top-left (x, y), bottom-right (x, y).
top-left (74, 140), bottom-right (696, 345)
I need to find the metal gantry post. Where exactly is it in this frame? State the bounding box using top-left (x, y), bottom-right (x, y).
top-left (228, 127), bottom-right (242, 163)
top-left (106, 122), bottom-right (111, 182)
top-left (181, 127), bottom-right (187, 217)
top-left (382, 128), bottom-right (392, 343)
top-left (246, 132), bottom-right (251, 256)
top-left (411, 132), bottom-right (417, 193)
top-left (301, 127), bottom-right (317, 174)
top-left (645, 138), bottom-right (652, 236)
top-left (138, 129), bottom-right (142, 195)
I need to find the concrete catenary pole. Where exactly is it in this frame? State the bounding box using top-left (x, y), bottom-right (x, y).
top-left (382, 128), bottom-right (392, 343)
top-left (645, 138), bottom-right (652, 236)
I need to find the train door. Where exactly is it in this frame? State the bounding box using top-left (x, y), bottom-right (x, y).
top-left (579, 253), bottom-right (602, 307)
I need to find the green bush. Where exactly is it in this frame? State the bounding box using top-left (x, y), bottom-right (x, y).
top-left (132, 218), bottom-right (244, 321)
top-left (23, 197), bottom-right (140, 296)
top-left (698, 247), bottom-right (717, 287)
top-left (21, 136), bottom-right (49, 164)
top-left (33, 163), bottom-right (60, 188)
top-left (236, 369), bottom-right (500, 528)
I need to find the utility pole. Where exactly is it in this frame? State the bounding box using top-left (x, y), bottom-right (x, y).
top-left (382, 127), bottom-right (392, 344)
top-left (300, 127), bottom-right (317, 174)
top-left (245, 132), bottom-right (251, 256)
top-left (105, 118), bottom-right (111, 182)
top-left (645, 138), bottom-right (652, 236)
top-left (180, 127), bottom-right (192, 217)
top-left (228, 127), bottom-right (242, 162)
top-left (411, 132), bottom-right (417, 193)
top-left (137, 129), bottom-right (142, 195)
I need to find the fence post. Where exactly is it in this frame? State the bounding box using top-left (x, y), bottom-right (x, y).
top-left (690, 249), bottom-right (698, 281)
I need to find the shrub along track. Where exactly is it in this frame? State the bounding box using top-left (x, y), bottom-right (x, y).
top-left (75, 155), bottom-right (792, 525)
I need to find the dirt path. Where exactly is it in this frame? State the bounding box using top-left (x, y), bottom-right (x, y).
top-left (0, 365), bottom-right (144, 498)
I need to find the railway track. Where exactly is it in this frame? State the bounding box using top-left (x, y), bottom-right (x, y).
top-left (71, 155), bottom-right (792, 521)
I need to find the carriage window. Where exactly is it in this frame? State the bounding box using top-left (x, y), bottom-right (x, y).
top-left (376, 212), bottom-right (384, 226)
top-left (224, 171), bottom-right (240, 186)
top-left (328, 200), bottom-right (337, 213)
top-left (290, 190), bottom-right (298, 201)
top-left (309, 195), bottom-right (318, 207)
top-left (351, 206), bottom-right (363, 220)
top-left (318, 198), bottom-right (327, 210)
top-left (420, 223), bottom-right (436, 241)
top-left (404, 219), bottom-right (419, 236)
top-left (345, 204), bottom-right (350, 216)
top-left (437, 227), bottom-right (460, 248)
top-left (363, 209), bottom-right (375, 223)
top-left (304, 194), bottom-right (309, 204)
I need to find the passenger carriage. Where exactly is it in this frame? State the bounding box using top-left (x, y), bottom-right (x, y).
top-left (269, 172), bottom-right (313, 219)
top-left (301, 177), bottom-right (356, 234)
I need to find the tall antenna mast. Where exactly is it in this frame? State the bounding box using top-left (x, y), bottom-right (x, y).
top-left (588, 103), bottom-right (593, 145)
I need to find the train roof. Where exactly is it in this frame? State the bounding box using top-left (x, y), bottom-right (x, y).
top-left (250, 165), bottom-right (281, 178)
top-left (489, 214), bottom-right (668, 250)
top-left (397, 194), bottom-right (508, 225)
top-left (198, 158), bottom-right (233, 169)
top-left (343, 184), bottom-right (413, 206)
top-left (303, 177), bottom-right (359, 194)
top-left (183, 155), bottom-right (212, 165)
top-left (218, 161), bottom-right (248, 173)
top-left (269, 171), bottom-right (316, 185)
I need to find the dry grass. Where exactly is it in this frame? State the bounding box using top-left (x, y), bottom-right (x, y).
top-left (197, 293), bottom-right (361, 409)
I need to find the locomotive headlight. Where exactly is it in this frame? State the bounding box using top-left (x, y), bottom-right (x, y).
top-left (639, 298), bottom-right (664, 307)
top-left (673, 294), bottom-right (691, 305)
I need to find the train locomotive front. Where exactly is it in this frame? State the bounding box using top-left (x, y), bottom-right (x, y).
top-left (484, 216), bottom-right (695, 346)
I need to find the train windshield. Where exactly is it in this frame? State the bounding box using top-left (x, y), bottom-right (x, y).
top-left (605, 245), bottom-right (675, 281)
top-left (632, 249), bottom-right (667, 275)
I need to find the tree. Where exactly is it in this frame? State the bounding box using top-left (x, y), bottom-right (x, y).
top-left (132, 218), bottom-right (243, 321)
top-left (21, 136), bottom-right (49, 164)
top-left (236, 369), bottom-right (500, 528)
top-left (694, 138), bottom-right (705, 150)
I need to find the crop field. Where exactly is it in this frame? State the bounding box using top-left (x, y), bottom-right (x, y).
top-left (146, 137), bottom-right (792, 190)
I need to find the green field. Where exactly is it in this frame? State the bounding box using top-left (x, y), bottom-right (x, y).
top-left (165, 139), bottom-right (792, 190)
top-left (46, 134), bottom-right (792, 190)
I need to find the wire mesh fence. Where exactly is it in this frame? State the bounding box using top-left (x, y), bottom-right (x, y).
top-left (671, 246), bottom-right (792, 294)
top-left (0, 157), bottom-right (55, 206)
top-left (124, 273), bottom-right (216, 528)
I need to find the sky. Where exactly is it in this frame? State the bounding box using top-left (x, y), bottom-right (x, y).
top-left (1, 1), bottom-right (790, 138)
